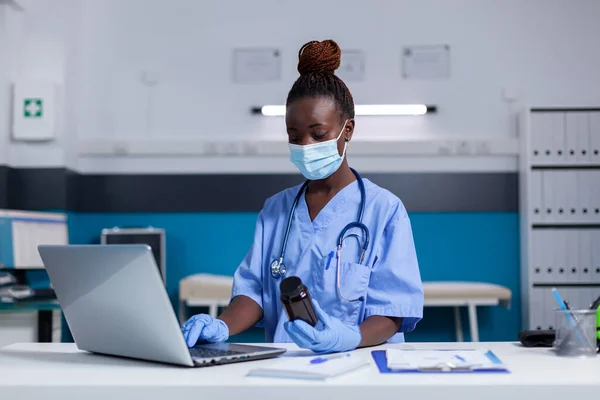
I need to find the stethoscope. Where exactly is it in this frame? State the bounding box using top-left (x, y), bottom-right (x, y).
top-left (270, 168), bottom-right (369, 303)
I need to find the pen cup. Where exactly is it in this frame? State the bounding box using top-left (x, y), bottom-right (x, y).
top-left (553, 308), bottom-right (598, 357)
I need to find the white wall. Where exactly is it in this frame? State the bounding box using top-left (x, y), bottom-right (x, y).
top-left (0, 5), bottom-right (9, 165)
top-left (0, 0), bottom-right (78, 168)
top-left (3, 0), bottom-right (600, 173)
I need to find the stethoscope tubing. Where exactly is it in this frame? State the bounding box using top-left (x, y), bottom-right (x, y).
top-left (271, 169), bottom-right (369, 303)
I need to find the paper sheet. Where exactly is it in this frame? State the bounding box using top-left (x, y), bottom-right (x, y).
top-left (386, 349), bottom-right (504, 370)
top-left (12, 220), bottom-right (68, 268)
top-left (248, 354), bottom-right (369, 380)
top-left (402, 44), bottom-right (450, 79)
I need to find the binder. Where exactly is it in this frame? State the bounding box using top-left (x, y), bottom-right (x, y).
top-left (566, 112), bottom-right (591, 164)
top-left (530, 288), bottom-right (543, 330)
top-left (543, 288), bottom-right (553, 330)
top-left (530, 112), bottom-right (545, 162)
top-left (576, 113), bottom-right (591, 164)
top-left (566, 229), bottom-right (579, 285)
top-left (565, 113), bottom-right (579, 164)
top-left (578, 229), bottom-right (591, 284)
top-left (565, 170), bottom-right (578, 223)
top-left (530, 171), bottom-right (543, 223)
top-left (550, 230), bottom-right (560, 283)
top-left (541, 230), bottom-right (551, 284)
top-left (554, 170), bottom-right (567, 222)
top-left (590, 112), bottom-right (600, 164)
top-left (541, 112), bottom-right (553, 163)
top-left (554, 229), bottom-right (567, 283)
top-left (577, 171), bottom-right (591, 223)
top-left (543, 171), bottom-right (555, 222)
top-left (531, 230), bottom-right (542, 284)
top-left (552, 113), bottom-right (566, 164)
top-left (590, 170), bottom-right (600, 223)
top-left (592, 229), bottom-right (600, 284)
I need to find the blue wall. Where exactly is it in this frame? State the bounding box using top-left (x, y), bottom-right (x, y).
top-left (64, 211), bottom-right (521, 343)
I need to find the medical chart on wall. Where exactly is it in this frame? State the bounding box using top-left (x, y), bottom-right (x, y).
top-left (337, 50), bottom-right (366, 82)
top-left (402, 44), bottom-right (450, 79)
top-left (233, 48), bottom-right (281, 83)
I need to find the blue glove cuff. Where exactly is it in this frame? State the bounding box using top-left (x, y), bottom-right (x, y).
top-left (209, 319), bottom-right (230, 343)
top-left (338, 324), bottom-right (362, 352)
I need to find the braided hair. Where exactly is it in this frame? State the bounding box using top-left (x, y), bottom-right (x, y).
top-left (286, 40), bottom-right (355, 121)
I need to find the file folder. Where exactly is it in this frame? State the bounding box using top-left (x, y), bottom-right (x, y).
top-left (590, 112), bottom-right (600, 164)
top-left (530, 171), bottom-right (543, 223)
top-left (530, 112), bottom-right (546, 162)
top-left (566, 170), bottom-right (578, 223)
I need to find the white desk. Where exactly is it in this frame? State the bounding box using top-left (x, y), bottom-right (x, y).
top-left (180, 275), bottom-right (512, 342)
top-left (1, 342), bottom-right (598, 400)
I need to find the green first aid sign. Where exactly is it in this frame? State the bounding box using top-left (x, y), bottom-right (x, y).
top-left (24, 98), bottom-right (43, 118)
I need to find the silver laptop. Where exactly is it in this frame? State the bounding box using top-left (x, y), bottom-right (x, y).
top-left (38, 244), bottom-right (286, 367)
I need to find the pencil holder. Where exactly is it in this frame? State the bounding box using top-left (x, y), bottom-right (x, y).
top-left (553, 308), bottom-right (597, 357)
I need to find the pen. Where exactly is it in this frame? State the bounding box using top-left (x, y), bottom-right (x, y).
top-left (310, 353), bottom-right (351, 364)
top-left (454, 355), bottom-right (466, 363)
top-left (552, 288), bottom-right (586, 346)
top-left (325, 251), bottom-right (334, 270)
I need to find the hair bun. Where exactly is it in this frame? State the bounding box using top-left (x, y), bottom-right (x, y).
top-left (297, 40), bottom-right (341, 75)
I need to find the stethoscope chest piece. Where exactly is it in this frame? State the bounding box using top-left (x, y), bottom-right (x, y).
top-left (270, 258), bottom-right (286, 279)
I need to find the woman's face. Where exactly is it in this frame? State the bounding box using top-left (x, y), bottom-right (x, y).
top-left (285, 97), bottom-right (354, 156)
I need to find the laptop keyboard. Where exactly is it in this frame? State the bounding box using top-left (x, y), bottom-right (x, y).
top-left (189, 347), bottom-right (245, 359)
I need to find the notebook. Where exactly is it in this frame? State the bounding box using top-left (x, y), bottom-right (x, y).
top-left (247, 353), bottom-right (370, 380)
top-left (372, 349), bottom-right (509, 373)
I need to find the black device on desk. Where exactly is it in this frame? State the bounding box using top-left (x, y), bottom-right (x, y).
top-left (518, 330), bottom-right (556, 347)
top-left (519, 295), bottom-right (600, 350)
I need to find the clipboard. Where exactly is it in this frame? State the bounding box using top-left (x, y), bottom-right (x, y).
top-left (371, 350), bottom-right (510, 374)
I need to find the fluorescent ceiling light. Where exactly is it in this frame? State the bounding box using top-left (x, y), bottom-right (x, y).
top-left (260, 105), bottom-right (287, 116)
top-left (253, 104), bottom-right (435, 116)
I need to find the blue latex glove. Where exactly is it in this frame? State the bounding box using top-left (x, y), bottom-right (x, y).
top-left (284, 300), bottom-right (362, 354)
top-left (181, 314), bottom-right (229, 347)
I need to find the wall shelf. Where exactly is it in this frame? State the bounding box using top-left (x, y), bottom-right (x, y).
top-left (519, 107), bottom-right (600, 331)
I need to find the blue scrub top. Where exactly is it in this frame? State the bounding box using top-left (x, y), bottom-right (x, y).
top-left (232, 178), bottom-right (424, 343)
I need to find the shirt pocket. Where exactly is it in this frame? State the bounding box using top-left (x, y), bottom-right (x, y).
top-left (311, 254), bottom-right (371, 325)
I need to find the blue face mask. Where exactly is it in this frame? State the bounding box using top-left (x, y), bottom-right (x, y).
top-left (289, 120), bottom-right (349, 180)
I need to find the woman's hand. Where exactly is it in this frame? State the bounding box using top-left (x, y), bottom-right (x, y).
top-left (181, 314), bottom-right (229, 347)
top-left (284, 300), bottom-right (362, 353)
